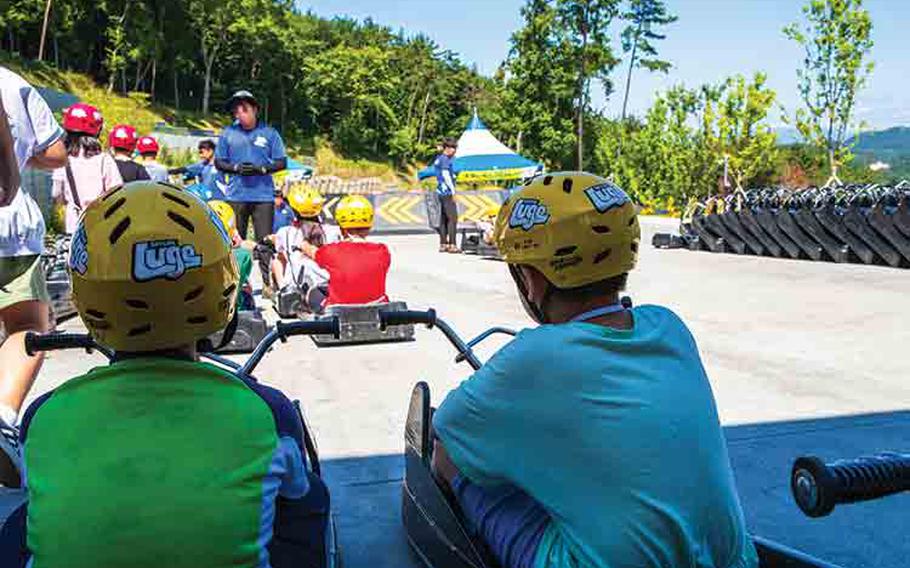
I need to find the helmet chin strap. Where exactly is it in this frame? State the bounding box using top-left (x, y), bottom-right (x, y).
top-left (508, 265), bottom-right (553, 324)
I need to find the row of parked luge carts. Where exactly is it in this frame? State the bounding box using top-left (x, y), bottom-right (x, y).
top-left (652, 182), bottom-right (910, 268)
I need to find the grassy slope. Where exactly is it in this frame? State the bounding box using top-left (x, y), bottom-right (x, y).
top-left (3, 55), bottom-right (407, 183)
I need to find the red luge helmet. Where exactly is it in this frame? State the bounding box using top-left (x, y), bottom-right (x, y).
top-left (136, 136), bottom-right (160, 155)
top-left (108, 124), bottom-right (138, 151)
top-left (62, 103), bottom-right (103, 137)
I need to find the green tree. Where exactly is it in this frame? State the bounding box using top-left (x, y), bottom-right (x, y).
top-left (501, 0), bottom-right (576, 169)
top-left (783, 0), bottom-right (874, 184)
top-left (556, 0), bottom-right (621, 169)
top-left (618, 0), bottom-right (676, 122)
top-left (186, 0), bottom-right (239, 113)
top-left (102, 0), bottom-right (131, 93)
top-left (713, 73), bottom-right (779, 189)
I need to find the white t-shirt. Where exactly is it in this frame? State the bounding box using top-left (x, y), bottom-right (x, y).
top-left (0, 67), bottom-right (64, 257)
top-left (275, 222), bottom-right (341, 288)
top-left (275, 222), bottom-right (341, 255)
top-left (143, 160), bottom-right (169, 182)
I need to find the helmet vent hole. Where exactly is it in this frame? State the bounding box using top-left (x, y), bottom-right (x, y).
top-left (185, 287), bottom-right (204, 302)
top-left (163, 192), bottom-right (191, 208)
top-left (167, 211), bottom-right (195, 233)
top-left (187, 316), bottom-right (207, 324)
top-left (562, 179), bottom-right (573, 194)
top-left (128, 324), bottom-right (152, 337)
top-left (86, 309), bottom-right (106, 319)
top-left (555, 246), bottom-right (577, 257)
top-left (104, 198), bottom-right (127, 219)
top-left (101, 187), bottom-right (123, 201)
top-left (125, 299), bottom-right (149, 309)
top-left (543, 176), bottom-right (553, 186)
top-left (593, 248), bottom-right (612, 264)
top-left (222, 284), bottom-right (237, 298)
top-left (592, 225), bottom-right (611, 234)
top-left (109, 217), bottom-right (132, 244)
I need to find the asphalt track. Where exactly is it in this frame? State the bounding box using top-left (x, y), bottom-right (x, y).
top-left (27, 217), bottom-right (910, 568)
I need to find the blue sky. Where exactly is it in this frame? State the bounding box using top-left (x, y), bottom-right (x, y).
top-left (298, 0), bottom-right (909, 129)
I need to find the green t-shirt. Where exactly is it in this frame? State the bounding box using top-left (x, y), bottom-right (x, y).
top-left (21, 357), bottom-right (309, 568)
top-left (233, 247), bottom-right (253, 307)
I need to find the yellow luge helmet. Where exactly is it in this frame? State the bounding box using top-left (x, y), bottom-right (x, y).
top-left (208, 200), bottom-right (236, 233)
top-left (493, 172), bottom-right (640, 289)
top-left (288, 185), bottom-right (325, 218)
top-left (335, 195), bottom-right (374, 229)
top-left (69, 181), bottom-right (239, 352)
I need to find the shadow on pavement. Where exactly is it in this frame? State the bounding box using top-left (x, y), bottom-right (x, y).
top-left (322, 411), bottom-right (909, 568)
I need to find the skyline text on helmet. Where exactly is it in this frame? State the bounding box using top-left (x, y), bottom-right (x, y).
top-left (509, 198), bottom-right (550, 231)
top-left (585, 183), bottom-right (630, 213)
top-left (132, 240), bottom-right (203, 282)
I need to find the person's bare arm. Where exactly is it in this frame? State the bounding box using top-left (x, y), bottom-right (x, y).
top-left (27, 139), bottom-right (67, 170)
top-left (298, 241), bottom-right (319, 260)
top-left (431, 439), bottom-right (462, 489)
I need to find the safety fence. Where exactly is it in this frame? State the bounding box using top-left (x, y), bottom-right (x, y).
top-left (21, 168), bottom-right (510, 235)
top-left (323, 190), bottom-right (510, 234)
top-left (653, 183), bottom-right (910, 269)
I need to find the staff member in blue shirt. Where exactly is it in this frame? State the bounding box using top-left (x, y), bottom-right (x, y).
top-left (215, 90), bottom-right (287, 248)
top-left (433, 137), bottom-right (459, 253)
top-left (171, 139), bottom-right (224, 201)
top-left (272, 188), bottom-right (294, 233)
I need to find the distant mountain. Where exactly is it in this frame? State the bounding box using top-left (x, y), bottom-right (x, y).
top-left (773, 125), bottom-right (910, 157)
top-left (851, 126), bottom-right (910, 157)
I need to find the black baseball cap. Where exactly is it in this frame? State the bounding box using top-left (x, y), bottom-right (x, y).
top-left (226, 90), bottom-right (259, 112)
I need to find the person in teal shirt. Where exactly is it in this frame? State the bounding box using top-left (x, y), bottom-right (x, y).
top-left (432, 172), bottom-right (758, 568)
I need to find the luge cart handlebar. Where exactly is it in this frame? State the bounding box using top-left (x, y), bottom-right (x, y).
top-left (241, 318), bottom-right (340, 375)
top-left (25, 308), bottom-right (511, 375)
top-left (23, 318), bottom-right (342, 377)
top-left (791, 453), bottom-right (910, 517)
top-left (378, 309), bottom-right (516, 371)
top-left (25, 332), bottom-right (114, 360)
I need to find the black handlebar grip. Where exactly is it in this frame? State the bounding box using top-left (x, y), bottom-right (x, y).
top-left (24, 332), bottom-right (97, 356)
top-left (791, 453), bottom-right (910, 517)
top-left (379, 309), bottom-right (437, 330)
top-left (276, 318), bottom-right (341, 340)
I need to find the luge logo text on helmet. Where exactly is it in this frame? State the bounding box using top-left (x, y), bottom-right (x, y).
top-left (585, 183), bottom-right (630, 213)
top-left (69, 225), bottom-right (89, 275)
top-left (509, 198), bottom-right (550, 231)
top-left (132, 240), bottom-right (203, 282)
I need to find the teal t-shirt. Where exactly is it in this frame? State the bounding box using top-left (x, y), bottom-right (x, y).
top-left (433, 305), bottom-right (759, 568)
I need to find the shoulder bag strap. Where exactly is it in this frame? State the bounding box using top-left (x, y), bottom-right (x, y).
top-left (64, 162), bottom-right (82, 210)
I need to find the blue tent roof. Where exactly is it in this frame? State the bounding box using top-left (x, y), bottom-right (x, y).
top-left (286, 158), bottom-right (313, 173)
top-left (418, 111), bottom-right (542, 182)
